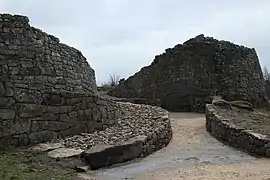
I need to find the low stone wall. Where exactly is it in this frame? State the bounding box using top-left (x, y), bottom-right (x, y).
top-left (205, 104), bottom-right (270, 156)
top-left (142, 113), bottom-right (172, 156)
top-left (37, 102), bottom-right (172, 169)
top-left (0, 92), bottom-right (120, 147)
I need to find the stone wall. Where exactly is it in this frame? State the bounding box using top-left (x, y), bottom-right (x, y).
top-left (265, 80), bottom-right (270, 99)
top-left (110, 34), bottom-right (268, 111)
top-left (0, 14), bottom-right (119, 147)
top-left (43, 102), bottom-right (172, 169)
top-left (205, 104), bottom-right (270, 157)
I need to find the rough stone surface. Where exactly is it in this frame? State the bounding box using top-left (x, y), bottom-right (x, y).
top-left (229, 100), bottom-right (254, 111)
top-left (47, 147), bottom-right (84, 159)
top-left (28, 102), bottom-right (173, 169)
top-left (29, 142), bottom-right (64, 152)
top-left (265, 80), bottom-right (270, 99)
top-left (212, 96), bottom-right (232, 110)
top-left (110, 34), bottom-right (268, 111)
top-left (0, 14), bottom-right (120, 147)
top-left (205, 104), bottom-right (270, 157)
top-left (63, 102), bottom-right (172, 157)
top-left (83, 135), bottom-right (146, 170)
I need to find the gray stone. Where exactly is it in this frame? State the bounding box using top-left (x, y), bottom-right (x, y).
top-left (74, 165), bottom-right (89, 172)
top-left (212, 97), bottom-right (232, 110)
top-left (28, 131), bottom-right (57, 144)
top-left (73, 160), bottom-right (89, 172)
top-left (206, 104), bottom-right (270, 157)
top-left (17, 104), bottom-right (42, 118)
top-left (110, 34), bottom-right (268, 111)
top-left (0, 109), bottom-right (15, 119)
top-left (0, 13), bottom-right (120, 148)
top-left (230, 100), bottom-right (254, 111)
top-left (4, 87), bottom-right (13, 97)
top-left (18, 134), bottom-right (29, 146)
top-left (83, 135), bottom-right (147, 169)
top-left (0, 82), bottom-right (5, 96)
top-left (47, 147), bottom-right (84, 159)
top-left (0, 97), bottom-right (14, 108)
top-left (29, 142), bottom-right (64, 152)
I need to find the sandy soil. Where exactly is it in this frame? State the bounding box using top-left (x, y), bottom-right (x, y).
top-left (80, 112), bottom-right (270, 180)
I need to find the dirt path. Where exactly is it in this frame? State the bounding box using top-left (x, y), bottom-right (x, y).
top-left (79, 113), bottom-right (270, 180)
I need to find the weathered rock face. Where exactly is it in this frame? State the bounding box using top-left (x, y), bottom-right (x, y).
top-left (0, 14), bottom-right (119, 147)
top-left (110, 34), bottom-right (268, 111)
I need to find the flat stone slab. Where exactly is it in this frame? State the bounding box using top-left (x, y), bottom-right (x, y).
top-left (47, 147), bottom-right (84, 159)
top-left (83, 135), bottom-right (147, 169)
top-left (29, 142), bottom-right (64, 152)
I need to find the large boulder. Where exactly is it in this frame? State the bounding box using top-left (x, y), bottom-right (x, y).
top-left (110, 34), bottom-right (268, 111)
top-left (82, 135), bottom-right (147, 169)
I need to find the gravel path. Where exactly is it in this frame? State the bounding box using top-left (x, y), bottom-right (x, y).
top-left (79, 112), bottom-right (270, 180)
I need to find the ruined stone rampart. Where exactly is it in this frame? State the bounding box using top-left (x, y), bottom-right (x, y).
top-left (0, 14), bottom-right (119, 147)
top-left (110, 35), bottom-right (268, 111)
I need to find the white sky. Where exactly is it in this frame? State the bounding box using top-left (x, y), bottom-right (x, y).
top-left (1, 0), bottom-right (270, 84)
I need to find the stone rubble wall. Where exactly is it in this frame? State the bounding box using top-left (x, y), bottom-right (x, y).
top-left (265, 80), bottom-right (270, 99)
top-left (64, 102), bottom-right (172, 152)
top-left (142, 117), bottom-right (172, 156)
top-left (83, 102), bottom-right (173, 169)
top-left (41, 102), bottom-right (173, 169)
top-left (205, 104), bottom-right (270, 157)
top-left (110, 34), bottom-right (268, 111)
top-left (0, 14), bottom-right (119, 147)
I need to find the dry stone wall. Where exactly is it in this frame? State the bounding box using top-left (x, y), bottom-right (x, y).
top-left (265, 80), bottom-right (270, 99)
top-left (206, 104), bottom-right (270, 157)
top-left (0, 14), bottom-right (119, 147)
top-left (110, 35), bottom-right (268, 111)
top-left (32, 102), bottom-right (173, 170)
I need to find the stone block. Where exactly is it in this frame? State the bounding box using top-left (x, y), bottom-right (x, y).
top-left (230, 100), bottom-right (254, 111)
top-left (29, 131), bottom-right (57, 144)
top-left (0, 97), bottom-right (14, 108)
top-left (47, 147), bottom-right (84, 159)
top-left (83, 135), bottom-right (147, 169)
top-left (0, 82), bottom-right (5, 96)
top-left (18, 134), bottom-right (29, 146)
top-left (17, 104), bottom-right (42, 118)
top-left (0, 109), bottom-right (15, 120)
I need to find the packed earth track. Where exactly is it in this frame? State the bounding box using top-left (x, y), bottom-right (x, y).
top-left (79, 112), bottom-right (270, 180)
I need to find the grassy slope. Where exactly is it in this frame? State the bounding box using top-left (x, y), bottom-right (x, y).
top-left (0, 149), bottom-right (76, 180)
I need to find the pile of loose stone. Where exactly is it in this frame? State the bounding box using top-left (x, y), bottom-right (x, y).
top-left (30, 102), bottom-right (172, 170)
top-left (63, 102), bottom-right (171, 151)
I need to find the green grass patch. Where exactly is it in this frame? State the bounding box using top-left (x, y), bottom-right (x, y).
top-left (0, 149), bottom-right (76, 180)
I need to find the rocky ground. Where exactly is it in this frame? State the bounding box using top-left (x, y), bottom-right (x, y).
top-left (214, 107), bottom-right (270, 135)
top-left (63, 102), bottom-right (169, 150)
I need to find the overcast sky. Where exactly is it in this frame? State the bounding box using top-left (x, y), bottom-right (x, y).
top-left (1, 0), bottom-right (270, 84)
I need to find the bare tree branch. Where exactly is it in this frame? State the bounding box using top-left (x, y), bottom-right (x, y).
top-left (264, 66), bottom-right (270, 81)
top-left (109, 74), bottom-right (120, 86)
